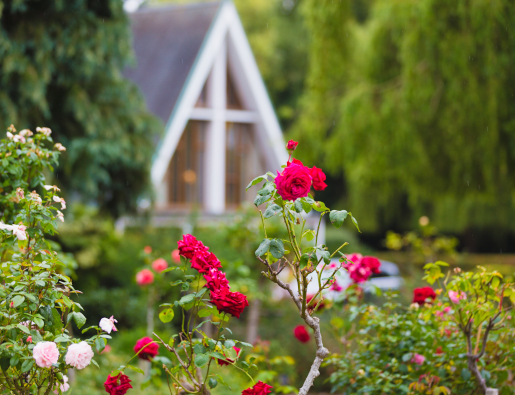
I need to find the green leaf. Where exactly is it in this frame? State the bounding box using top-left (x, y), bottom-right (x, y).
top-left (194, 354), bottom-right (209, 368)
top-left (16, 324), bottom-right (30, 335)
top-left (159, 309), bottom-right (175, 323)
top-left (12, 295), bottom-right (25, 308)
top-left (255, 239), bottom-right (271, 257)
top-left (461, 368), bottom-right (471, 381)
top-left (312, 201), bottom-right (329, 212)
top-left (208, 378), bottom-right (218, 389)
top-left (126, 364), bottom-right (145, 374)
top-left (302, 230), bottom-right (315, 242)
top-left (178, 294), bottom-right (196, 306)
top-left (198, 308), bottom-right (213, 318)
top-left (246, 176), bottom-right (266, 191)
top-left (349, 212), bottom-right (361, 232)
top-left (214, 374), bottom-right (232, 389)
top-left (270, 239), bottom-right (285, 259)
top-left (72, 312), bottom-right (87, 329)
top-left (193, 344), bottom-right (206, 355)
top-left (258, 182), bottom-right (275, 195)
top-left (329, 210), bottom-right (348, 228)
top-left (254, 193), bottom-right (271, 207)
top-left (21, 359), bottom-right (33, 373)
top-left (263, 203), bottom-right (282, 219)
top-left (95, 337), bottom-right (106, 353)
top-left (293, 200), bottom-right (303, 213)
top-left (301, 199), bottom-right (312, 213)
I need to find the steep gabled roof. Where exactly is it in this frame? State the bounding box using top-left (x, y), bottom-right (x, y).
top-left (124, 2), bottom-right (221, 122)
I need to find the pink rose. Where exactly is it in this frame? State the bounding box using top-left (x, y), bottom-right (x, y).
top-left (136, 269), bottom-right (154, 286)
top-left (143, 245), bottom-right (152, 254)
top-left (448, 290), bottom-right (466, 304)
top-left (275, 162), bottom-right (312, 201)
top-left (191, 250), bottom-right (222, 274)
top-left (286, 140), bottom-right (298, 151)
top-left (152, 258), bottom-right (168, 273)
top-left (362, 256), bottom-right (381, 274)
top-left (346, 253), bottom-right (363, 264)
top-left (203, 269), bottom-right (230, 292)
top-left (134, 337), bottom-right (159, 360)
top-left (310, 166), bottom-right (327, 191)
top-left (411, 353), bottom-right (425, 365)
top-left (33, 341), bottom-right (59, 368)
top-left (65, 341), bottom-right (94, 370)
top-left (53, 375), bottom-right (70, 394)
top-left (171, 249), bottom-right (181, 263)
top-left (99, 316), bottom-right (118, 334)
top-left (342, 259), bottom-right (372, 283)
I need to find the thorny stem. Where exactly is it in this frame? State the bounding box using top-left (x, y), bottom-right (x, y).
top-left (257, 256), bottom-right (329, 395)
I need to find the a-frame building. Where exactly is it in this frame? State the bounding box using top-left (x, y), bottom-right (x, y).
top-left (124, 1), bottom-right (288, 219)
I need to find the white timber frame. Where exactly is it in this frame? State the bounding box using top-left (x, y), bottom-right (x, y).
top-left (150, 1), bottom-right (288, 214)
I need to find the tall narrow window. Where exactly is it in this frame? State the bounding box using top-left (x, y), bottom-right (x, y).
top-left (226, 123), bottom-right (251, 207)
top-left (167, 121), bottom-right (206, 207)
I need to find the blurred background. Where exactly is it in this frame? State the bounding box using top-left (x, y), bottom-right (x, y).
top-left (1, 0), bottom-right (514, 393)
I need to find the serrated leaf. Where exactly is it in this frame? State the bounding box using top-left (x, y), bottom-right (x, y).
top-left (263, 203), bottom-right (282, 219)
top-left (194, 354), bottom-right (209, 367)
top-left (246, 176), bottom-right (266, 191)
top-left (329, 210), bottom-right (348, 228)
top-left (12, 295), bottom-right (25, 308)
top-left (270, 239), bottom-right (285, 259)
top-left (255, 239), bottom-right (271, 257)
top-left (126, 364), bottom-right (145, 374)
top-left (254, 193), bottom-right (271, 207)
top-left (159, 309), bottom-right (175, 323)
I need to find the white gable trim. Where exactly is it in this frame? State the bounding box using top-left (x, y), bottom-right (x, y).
top-left (150, 1), bottom-right (288, 189)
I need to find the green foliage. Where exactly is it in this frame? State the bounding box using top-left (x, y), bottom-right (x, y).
top-left (0, 0), bottom-right (161, 217)
top-left (0, 127), bottom-right (109, 394)
top-left (295, 0), bottom-right (515, 236)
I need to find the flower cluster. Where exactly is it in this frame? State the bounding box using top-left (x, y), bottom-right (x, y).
top-left (342, 253), bottom-right (381, 283)
top-left (275, 151), bottom-right (328, 201)
top-left (33, 341), bottom-right (93, 370)
top-left (135, 252), bottom-right (169, 286)
top-left (177, 234), bottom-right (249, 318)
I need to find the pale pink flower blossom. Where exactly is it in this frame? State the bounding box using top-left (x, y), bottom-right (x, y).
top-left (53, 375), bottom-right (70, 394)
top-left (448, 290), bottom-right (466, 304)
top-left (54, 143), bottom-right (66, 151)
top-left (53, 196), bottom-right (66, 209)
top-left (171, 249), bottom-right (181, 263)
top-left (30, 191), bottom-right (42, 205)
top-left (33, 342), bottom-right (59, 368)
top-left (6, 131), bottom-right (13, 139)
top-left (44, 185), bottom-right (61, 192)
top-left (99, 316), bottom-right (118, 334)
top-left (13, 134), bottom-right (26, 143)
top-left (36, 127), bottom-right (52, 136)
top-left (65, 342), bottom-right (94, 370)
top-left (152, 258), bottom-right (168, 273)
top-left (16, 188), bottom-right (24, 200)
top-left (27, 336), bottom-right (33, 343)
top-left (12, 224), bottom-right (27, 240)
top-left (56, 210), bottom-right (64, 222)
top-left (411, 353), bottom-right (425, 365)
top-left (19, 129), bottom-right (33, 137)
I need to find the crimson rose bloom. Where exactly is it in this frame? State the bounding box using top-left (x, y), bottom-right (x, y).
top-left (286, 140), bottom-right (298, 151)
top-left (104, 373), bottom-right (132, 395)
top-left (242, 381), bottom-right (273, 395)
top-left (362, 256), bottom-right (381, 274)
top-left (210, 289), bottom-right (249, 318)
top-left (310, 166), bottom-right (327, 191)
top-left (191, 250), bottom-right (222, 274)
top-left (204, 269), bottom-right (230, 292)
top-left (133, 337), bottom-right (159, 360)
top-left (216, 346), bottom-right (241, 366)
top-left (293, 325), bottom-right (310, 343)
top-left (275, 162), bottom-right (312, 201)
top-left (342, 260), bottom-right (372, 283)
top-left (413, 287), bottom-right (436, 305)
top-left (177, 234), bottom-right (207, 259)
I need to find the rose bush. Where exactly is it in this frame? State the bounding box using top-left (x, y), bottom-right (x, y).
top-left (0, 125), bottom-right (115, 394)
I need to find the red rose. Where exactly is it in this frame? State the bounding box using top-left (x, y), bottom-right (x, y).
top-left (345, 253), bottom-right (363, 264)
top-left (135, 269), bottom-right (154, 286)
top-left (191, 250), bottom-right (222, 274)
top-left (210, 289), bottom-right (249, 318)
top-left (177, 234), bottom-right (207, 259)
top-left (242, 381), bottom-right (273, 395)
top-left (286, 158), bottom-right (304, 167)
top-left (275, 162), bottom-right (312, 201)
top-left (204, 269), bottom-right (230, 292)
top-left (362, 256), bottom-right (381, 274)
top-left (133, 337), bottom-right (159, 360)
top-left (310, 166), bottom-right (327, 191)
top-left (412, 287), bottom-right (436, 305)
top-left (104, 373), bottom-right (132, 395)
top-left (293, 325), bottom-right (310, 343)
top-left (216, 346), bottom-right (241, 366)
top-left (286, 140), bottom-right (298, 151)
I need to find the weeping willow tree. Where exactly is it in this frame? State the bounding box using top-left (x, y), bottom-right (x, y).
top-left (296, 0), bottom-right (515, 246)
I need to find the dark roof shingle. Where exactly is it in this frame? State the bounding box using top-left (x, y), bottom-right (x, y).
top-left (124, 2), bottom-right (221, 123)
